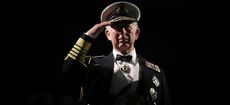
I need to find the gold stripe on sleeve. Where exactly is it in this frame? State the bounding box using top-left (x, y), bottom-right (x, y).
top-left (70, 50), bottom-right (78, 57)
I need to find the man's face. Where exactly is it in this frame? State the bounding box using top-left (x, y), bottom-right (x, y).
top-left (105, 21), bottom-right (140, 54)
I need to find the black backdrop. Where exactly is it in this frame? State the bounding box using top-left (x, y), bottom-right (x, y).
top-left (21, 0), bottom-right (227, 105)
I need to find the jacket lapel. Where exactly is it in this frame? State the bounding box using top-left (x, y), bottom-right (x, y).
top-left (101, 53), bottom-right (130, 95)
top-left (138, 55), bottom-right (153, 88)
top-left (93, 53), bottom-right (114, 84)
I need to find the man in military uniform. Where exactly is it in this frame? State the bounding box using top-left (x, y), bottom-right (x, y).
top-left (62, 1), bottom-right (171, 105)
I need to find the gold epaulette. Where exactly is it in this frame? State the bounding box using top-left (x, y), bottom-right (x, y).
top-left (64, 37), bottom-right (92, 62)
top-left (144, 60), bottom-right (161, 72)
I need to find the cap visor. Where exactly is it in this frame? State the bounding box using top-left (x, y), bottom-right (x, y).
top-left (110, 16), bottom-right (136, 22)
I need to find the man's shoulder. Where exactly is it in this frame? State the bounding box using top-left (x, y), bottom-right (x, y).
top-left (85, 55), bottom-right (106, 64)
top-left (141, 58), bottom-right (161, 73)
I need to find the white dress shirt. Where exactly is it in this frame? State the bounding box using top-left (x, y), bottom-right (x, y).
top-left (113, 49), bottom-right (140, 82)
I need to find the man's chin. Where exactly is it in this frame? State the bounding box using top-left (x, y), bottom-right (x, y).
top-left (117, 45), bottom-right (130, 53)
top-left (118, 44), bottom-right (129, 49)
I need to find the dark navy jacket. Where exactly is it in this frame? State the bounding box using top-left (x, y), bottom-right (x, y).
top-left (62, 52), bottom-right (171, 105)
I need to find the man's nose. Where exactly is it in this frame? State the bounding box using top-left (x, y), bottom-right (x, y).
top-left (120, 27), bottom-right (127, 34)
top-left (118, 29), bottom-right (128, 38)
top-left (124, 28), bottom-right (129, 34)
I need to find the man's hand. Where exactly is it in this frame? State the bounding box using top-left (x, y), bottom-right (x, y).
top-left (85, 21), bottom-right (111, 38)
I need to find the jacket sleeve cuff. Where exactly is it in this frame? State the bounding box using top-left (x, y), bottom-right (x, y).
top-left (81, 33), bottom-right (94, 43)
top-left (64, 34), bottom-right (93, 63)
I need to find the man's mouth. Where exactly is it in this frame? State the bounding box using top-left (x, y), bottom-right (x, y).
top-left (119, 39), bottom-right (128, 43)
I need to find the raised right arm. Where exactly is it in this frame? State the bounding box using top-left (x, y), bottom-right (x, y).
top-left (61, 21), bottom-right (111, 76)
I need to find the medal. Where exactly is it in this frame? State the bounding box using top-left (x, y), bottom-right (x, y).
top-left (150, 87), bottom-right (158, 101)
top-left (152, 76), bottom-right (160, 87)
top-left (121, 63), bottom-right (131, 73)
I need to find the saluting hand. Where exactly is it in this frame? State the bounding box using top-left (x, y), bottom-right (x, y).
top-left (85, 21), bottom-right (111, 38)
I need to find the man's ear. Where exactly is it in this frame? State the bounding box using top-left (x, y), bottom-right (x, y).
top-left (135, 28), bottom-right (140, 40)
top-left (105, 29), bottom-right (111, 41)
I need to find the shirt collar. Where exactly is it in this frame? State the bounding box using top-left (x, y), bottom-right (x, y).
top-left (113, 48), bottom-right (137, 63)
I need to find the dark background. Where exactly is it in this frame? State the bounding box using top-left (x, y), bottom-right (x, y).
top-left (21, 0), bottom-right (227, 105)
